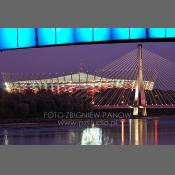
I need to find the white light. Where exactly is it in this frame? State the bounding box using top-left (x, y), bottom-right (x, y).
top-left (4, 82), bottom-right (11, 92)
top-left (81, 128), bottom-right (102, 145)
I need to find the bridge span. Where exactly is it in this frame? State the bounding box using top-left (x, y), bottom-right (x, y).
top-left (93, 105), bottom-right (175, 110)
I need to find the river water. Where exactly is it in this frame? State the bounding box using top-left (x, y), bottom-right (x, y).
top-left (0, 118), bottom-right (175, 145)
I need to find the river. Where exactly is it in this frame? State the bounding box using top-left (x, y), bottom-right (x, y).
top-left (0, 118), bottom-right (175, 145)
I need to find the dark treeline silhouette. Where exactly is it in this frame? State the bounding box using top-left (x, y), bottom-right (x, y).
top-left (0, 89), bottom-right (91, 120)
top-left (0, 87), bottom-right (175, 122)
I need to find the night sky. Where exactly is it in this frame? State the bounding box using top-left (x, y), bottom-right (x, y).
top-left (0, 42), bottom-right (175, 76)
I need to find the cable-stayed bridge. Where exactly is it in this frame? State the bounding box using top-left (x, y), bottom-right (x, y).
top-left (3, 44), bottom-right (175, 116)
top-left (92, 44), bottom-right (175, 116)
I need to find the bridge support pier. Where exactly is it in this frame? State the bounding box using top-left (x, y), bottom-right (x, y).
top-left (133, 107), bottom-right (139, 116)
top-left (133, 107), bottom-right (147, 116)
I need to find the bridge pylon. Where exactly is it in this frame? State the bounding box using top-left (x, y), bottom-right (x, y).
top-left (133, 44), bottom-right (147, 116)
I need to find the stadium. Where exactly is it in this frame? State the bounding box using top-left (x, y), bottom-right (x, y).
top-left (4, 71), bottom-right (154, 94)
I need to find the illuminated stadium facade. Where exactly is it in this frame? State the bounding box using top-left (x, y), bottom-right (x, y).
top-left (4, 72), bottom-right (154, 94)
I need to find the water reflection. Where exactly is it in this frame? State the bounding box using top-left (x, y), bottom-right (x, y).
top-left (81, 124), bottom-right (102, 145)
top-left (80, 119), bottom-right (159, 145)
top-left (129, 119), bottom-right (147, 145)
top-left (1, 118), bottom-right (174, 145)
top-left (3, 130), bottom-right (8, 145)
top-left (81, 119), bottom-right (158, 145)
top-left (121, 119), bottom-right (125, 145)
top-left (154, 120), bottom-right (158, 145)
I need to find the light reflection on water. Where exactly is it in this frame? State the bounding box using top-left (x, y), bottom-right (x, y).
top-left (0, 118), bottom-right (175, 145)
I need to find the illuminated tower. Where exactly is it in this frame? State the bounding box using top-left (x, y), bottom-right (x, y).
top-left (133, 44), bottom-right (147, 116)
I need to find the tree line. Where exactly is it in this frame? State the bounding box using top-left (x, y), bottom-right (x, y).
top-left (0, 89), bottom-right (91, 120)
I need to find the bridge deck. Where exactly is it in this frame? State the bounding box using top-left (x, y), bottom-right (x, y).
top-left (93, 105), bottom-right (175, 110)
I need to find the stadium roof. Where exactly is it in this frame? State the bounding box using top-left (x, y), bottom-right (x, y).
top-left (13, 72), bottom-right (111, 83)
top-left (5, 72), bottom-right (154, 92)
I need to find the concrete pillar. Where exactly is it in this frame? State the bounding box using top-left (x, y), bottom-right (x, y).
top-left (133, 44), bottom-right (147, 116)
